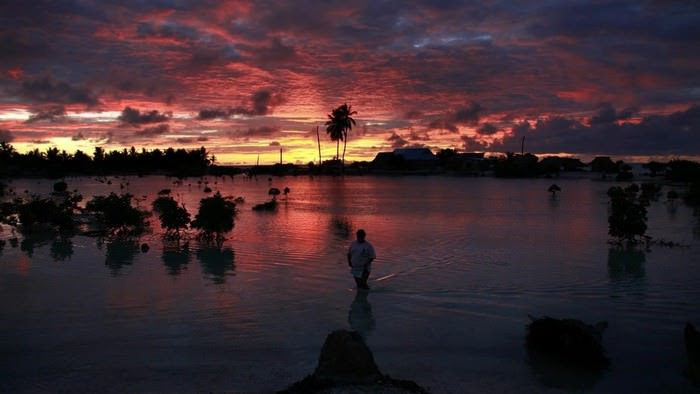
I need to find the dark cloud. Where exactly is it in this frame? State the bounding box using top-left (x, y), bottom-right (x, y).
top-left (119, 106), bottom-right (171, 125)
top-left (187, 45), bottom-right (240, 70)
top-left (491, 104), bottom-right (700, 155)
top-left (428, 103), bottom-right (483, 132)
top-left (0, 128), bottom-right (14, 142)
top-left (229, 126), bottom-right (280, 139)
top-left (18, 76), bottom-right (99, 106)
top-left (197, 90), bottom-right (284, 119)
top-left (231, 90), bottom-right (284, 116)
top-left (476, 122), bottom-right (499, 135)
top-left (136, 21), bottom-right (200, 41)
top-left (25, 105), bottom-right (66, 123)
top-left (176, 135), bottom-right (209, 144)
top-left (409, 131), bottom-right (431, 141)
top-left (269, 141), bottom-right (280, 146)
top-left (405, 110), bottom-right (424, 120)
top-left (427, 119), bottom-right (458, 133)
top-left (590, 103), bottom-right (637, 125)
top-left (136, 124), bottom-right (170, 136)
top-left (253, 37), bottom-right (297, 66)
top-left (460, 134), bottom-right (488, 151)
top-left (0, 32), bottom-right (50, 60)
top-left (453, 103), bottom-right (483, 125)
top-left (71, 131), bottom-right (86, 141)
top-left (387, 132), bottom-right (408, 148)
top-left (197, 108), bottom-right (230, 120)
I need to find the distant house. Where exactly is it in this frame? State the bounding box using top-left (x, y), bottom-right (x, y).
top-left (371, 148), bottom-right (438, 171)
top-left (392, 148), bottom-right (438, 162)
top-left (445, 152), bottom-right (486, 173)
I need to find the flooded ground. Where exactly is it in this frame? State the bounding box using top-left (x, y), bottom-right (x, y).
top-left (1, 175), bottom-right (699, 393)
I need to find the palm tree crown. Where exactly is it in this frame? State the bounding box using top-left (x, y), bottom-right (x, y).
top-left (325, 103), bottom-right (357, 163)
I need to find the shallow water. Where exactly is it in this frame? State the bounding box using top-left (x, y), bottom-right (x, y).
top-left (1, 175), bottom-right (699, 393)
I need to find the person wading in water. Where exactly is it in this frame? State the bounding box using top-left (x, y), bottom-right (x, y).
top-left (347, 229), bottom-right (376, 290)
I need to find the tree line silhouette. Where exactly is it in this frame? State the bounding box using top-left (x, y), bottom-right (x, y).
top-left (0, 142), bottom-right (212, 178)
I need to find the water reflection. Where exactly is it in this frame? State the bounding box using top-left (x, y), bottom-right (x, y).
top-left (348, 291), bottom-right (375, 339)
top-left (50, 237), bottom-right (73, 261)
top-left (608, 246), bottom-right (647, 300)
top-left (528, 355), bottom-right (604, 391)
top-left (20, 233), bottom-right (53, 257)
top-left (196, 245), bottom-right (235, 284)
top-left (666, 200), bottom-right (678, 220)
top-left (104, 238), bottom-right (139, 275)
top-left (607, 246), bottom-right (646, 281)
top-left (161, 240), bottom-right (190, 275)
top-left (330, 216), bottom-right (353, 240)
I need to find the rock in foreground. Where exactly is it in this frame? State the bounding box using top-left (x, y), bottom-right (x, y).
top-left (686, 322), bottom-right (700, 382)
top-left (526, 316), bottom-right (609, 368)
top-left (279, 330), bottom-right (428, 393)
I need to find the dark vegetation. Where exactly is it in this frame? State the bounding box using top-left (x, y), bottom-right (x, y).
top-left (85, 193), bottom-right (149, 236)
top-left (191, 192), bottom-right (237, 243)
top-left (607, 185), bottom-right (648, 243)
top-left (325, 103), bottom-right (357, 172)
top-left (152, 196), bottom-right (190, 237)
top-left (252, 199), bottom-right (278, 211)
top-left (0, 142), bottom-right (213, 178)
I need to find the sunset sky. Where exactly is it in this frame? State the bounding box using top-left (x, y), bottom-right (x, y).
top-left (1, 0), bottom-right (699, 164)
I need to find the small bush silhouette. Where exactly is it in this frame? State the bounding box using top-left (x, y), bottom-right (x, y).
top-left (607, 185), bottom-right (647, 242)
top-left (191, 192), bottom-right (236, 243)
top-left (85, 193), bottom-right (148, 235)
top-left (53, 181), bottom-right (68, 193)
top-left (14, 192), bottom-right (81, 233)
top-left (252, 199), bottom-right (277, 211)
top-left (152, 196), bottom-right (190, 237)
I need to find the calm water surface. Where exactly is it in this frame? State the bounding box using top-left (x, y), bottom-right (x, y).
top-left (1, 175), bottom-right (699, 393)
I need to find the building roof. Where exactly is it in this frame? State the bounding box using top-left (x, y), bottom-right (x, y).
top-left (392, 148), bottom-right (437, 161)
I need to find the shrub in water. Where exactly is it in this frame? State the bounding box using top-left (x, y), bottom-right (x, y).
top-left (607, 186), bottom-right (647, 242)
top-left (152, 196), bottom-right (190, 237)
top-left (53, 181), bottom-right (68, 193)
top-left (15, 193), bottom-right (81, 233)
top-left (191, 192), bottom-right (236, 242)
top-left (85, 193), bottom-right (148, 235)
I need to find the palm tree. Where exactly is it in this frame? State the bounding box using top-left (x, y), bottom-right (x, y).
top-left (325, 103), bottom-right (357, 168)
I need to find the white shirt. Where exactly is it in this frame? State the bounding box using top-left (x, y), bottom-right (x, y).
top-left (348, 240), bottom-right (376, 277)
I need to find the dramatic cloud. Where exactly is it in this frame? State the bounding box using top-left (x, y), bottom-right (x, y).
top-left (429, 103), bottom-right (484, 132)
top-left (0, 128), bottom-right (14, 142)
top-left (136, 124), bottom-right (170, 136)
top-left (119, 107), bottom-right (171, 125)
top-left (26, 105), bottom-right (66, 123)
top-left (453, 103), bottom-right (483, 125)
top-left (590, 103), bottom-right (637, 125)
top-left (409, 131), bottom-right (431, 141)
top-left (490, 105), bottom-right (700, 155)
top-left (197, 108), bottom-right (230, 120)
top-left (387, 132), bottom-right (408, 148)
top-left (476, 123), bottom-right (499, 135)
top-left (71, 131), bottom-right (86, 141)
top-left (17, 76), bottom-right (99, 106)
top-left (460, 134), bottom-right (488, 151)
top-left (0, 1), bottom-right (698, 162)
top-left (197, 90), bottom-right (284, 119)
top-left (229, 126), bottom-right (280, 139)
